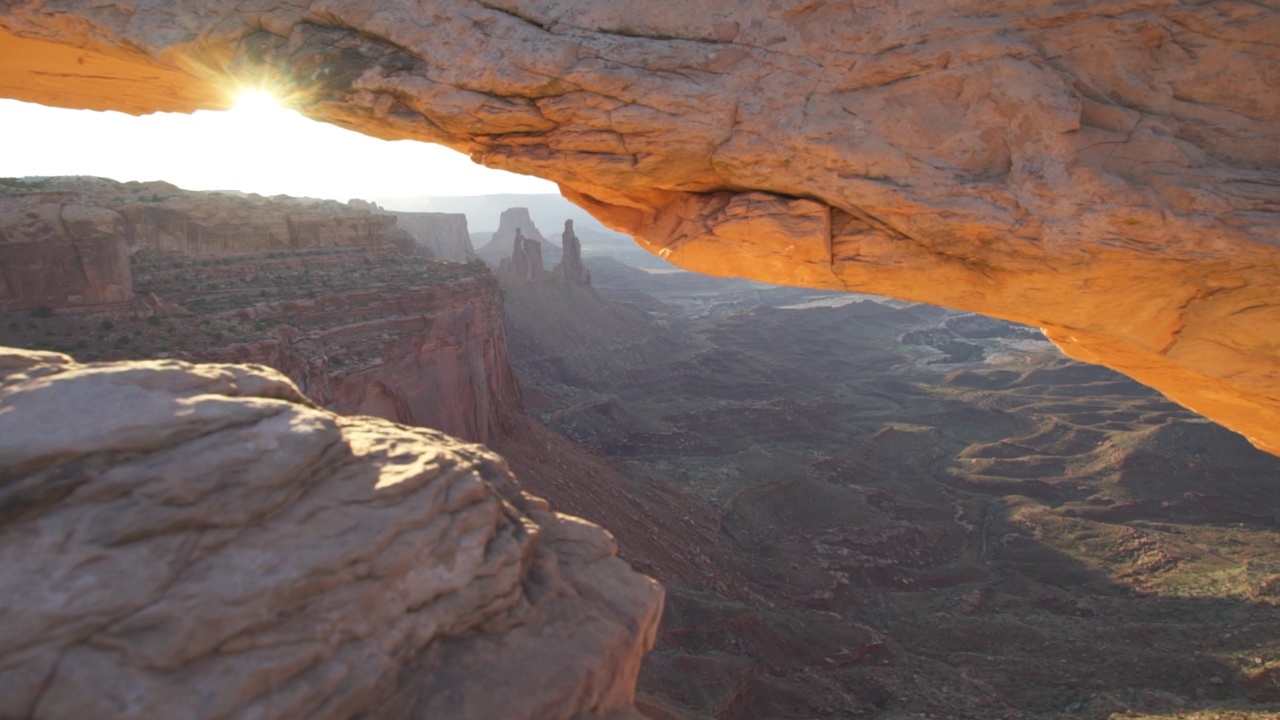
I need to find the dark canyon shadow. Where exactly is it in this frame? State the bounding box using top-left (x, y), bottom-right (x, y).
top-left (498, 255), bottom-right (1280, 720)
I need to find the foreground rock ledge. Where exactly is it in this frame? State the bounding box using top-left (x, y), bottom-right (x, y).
top-left (1, 1), bottom-right (1278, 455)
top-left (0, 347), bottom-right (662, 720)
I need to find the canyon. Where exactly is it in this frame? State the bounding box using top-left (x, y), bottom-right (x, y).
top-left (0, 177), bottom-right (475, 312)
top-left (0, 0), bottom-right (1278, 717)
top-left (0, 182), bottom-right (658, 718)
top-left (0, 0), bottom-right (1275, 455)
top-left (6, 180), bottom-right (1280, 718)
top-left (497, 231), bottom-right (1280, 719)
top-left (1, 177), bottom-right (512, 443)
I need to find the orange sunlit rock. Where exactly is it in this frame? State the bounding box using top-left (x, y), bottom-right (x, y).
top-left (0, 2), bottom-right (1276, 454)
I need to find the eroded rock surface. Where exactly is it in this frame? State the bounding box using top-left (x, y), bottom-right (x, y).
top-left (0, 2), bottom-right (1277, 453)
top-left (0, 179), bottom-right (522, 444)
top-left (203, 272), bottom-right (524, 444)
top-left (0, 346), bottom-right (662, 720)
top-left (0, 177), bottom-right (402, 310)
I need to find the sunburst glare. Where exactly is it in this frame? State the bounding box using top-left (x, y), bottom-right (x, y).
top-left (0, 98), bottom-right (557, 200)
top-left (231, 89), bottom-right (284, 116)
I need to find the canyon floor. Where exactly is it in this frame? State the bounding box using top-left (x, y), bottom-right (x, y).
top-left (498, 255), bottom-right (1280, 720)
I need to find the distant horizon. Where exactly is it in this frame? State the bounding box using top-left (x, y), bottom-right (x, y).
top-left (2, 171), bottom-right (613, 238)
top-left (0, 99), bottom-right (560, 201)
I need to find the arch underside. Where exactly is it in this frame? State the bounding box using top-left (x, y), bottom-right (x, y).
top-left (1, 0), bottom-right (1277, 454)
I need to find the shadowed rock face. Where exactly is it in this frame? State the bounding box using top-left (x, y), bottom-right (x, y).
top-left (0, 1), bottom-right (1277, 453)
top-left (0, 347), bottom-right (662, 720)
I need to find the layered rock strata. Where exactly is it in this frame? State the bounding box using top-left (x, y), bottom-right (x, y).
top-left (204, 272), bottom-right (524, 444)
top-left (0, 188), bottom-right (132, 310)
top-left (1, 178), bottom-right (403, 310)
top-left (0, 346), bottom-right (662, 720)
top-left (2, 2), bottom-right (1275, 453)
top-left (0, 179), bottom-right (523, 444)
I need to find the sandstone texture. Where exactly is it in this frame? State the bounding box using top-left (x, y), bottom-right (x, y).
top-left (205, 273), bottom-right (524, 444)
top-left (0, 346), bottom-right (662, 720)
top-left (0, 179), bottom-right (522, 444)
top-left (0, 188), bottom-right (132, 310)
top-left (0, 2), bottom-right (1277, 453)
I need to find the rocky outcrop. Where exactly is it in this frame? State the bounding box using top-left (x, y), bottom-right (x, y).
top-left (0, 177), bottom-right (405, 310)
top-left (206, 273), bottom-right (524, 444)
top-left (553, 219), bottom-right (591, 288)
top-left (480, 207), bottom-right (562, 267)
top-left (0, 189), bottom-right (132, 310)
top-left (0, 4), bottom-right (1278, 454)
top-left (12, 178), bottom-right (397, 257)
top-left (0, 346), bottom-right (662, 720)
top-left (392, 211), bottom-right (475, 260)
top-left (497, 207), bottom-right (548, 247)
top-left (498, 228), bottom-right (548, 284)
top-left (0, 179), bottom-right (522, 445)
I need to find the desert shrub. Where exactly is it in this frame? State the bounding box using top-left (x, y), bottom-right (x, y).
top-left (98, 319), bottom-right (114, 331)
top-left (147, 315), bottom-right (162, 326)
top-left (29, 305), bottom-right (53, 318)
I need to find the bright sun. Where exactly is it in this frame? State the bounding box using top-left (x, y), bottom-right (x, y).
top-left (232, 89), bottom-right (283, 116)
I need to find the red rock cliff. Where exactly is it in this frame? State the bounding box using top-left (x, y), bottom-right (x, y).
top-left (0, 178), bottom-right (525, 445)
top-left (0, 177), bottom-right (401, 310)
top-left (205, 273), bottom-right (524, 445)
top-left (0, 188), bottom-right (132, 310)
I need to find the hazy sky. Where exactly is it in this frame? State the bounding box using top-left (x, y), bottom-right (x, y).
top-left (0, 96), bottom-right (559, 201)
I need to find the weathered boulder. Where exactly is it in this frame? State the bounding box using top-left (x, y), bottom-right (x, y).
top-left (0, 346), bottom-right (662, 720)
top-left (0, 2), bottom-right (1276, 453)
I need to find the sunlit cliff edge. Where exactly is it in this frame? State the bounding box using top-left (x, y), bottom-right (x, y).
top-left (0, 346), bottom-right (661, 719)
top-left (2, 1), bottom-right (1276, 455)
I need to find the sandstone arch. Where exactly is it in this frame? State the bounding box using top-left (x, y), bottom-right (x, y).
top-left (2, 1), bottom-right (1277, 454)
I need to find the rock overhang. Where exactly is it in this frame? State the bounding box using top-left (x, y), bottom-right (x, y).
top-left (1, 0), bottom-right (1277, 454)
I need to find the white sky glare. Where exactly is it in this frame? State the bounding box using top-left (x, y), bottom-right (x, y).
top-left (0, 98), bottom-right (559, 200)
